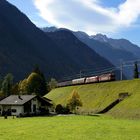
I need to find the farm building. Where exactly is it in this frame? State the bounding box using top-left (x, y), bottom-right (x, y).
top-left (0, 95), bottom-right (52, 116)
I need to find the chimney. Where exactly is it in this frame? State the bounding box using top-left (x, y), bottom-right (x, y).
top-left (18, 95), bottom-right (23, 100)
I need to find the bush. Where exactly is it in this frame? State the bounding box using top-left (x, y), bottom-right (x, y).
top-left (62, 106), bottom-right (70, 114)
top-left (55, 104), bottom-right (70, 114)
top-left (55, 104), bottom-right (63, 114)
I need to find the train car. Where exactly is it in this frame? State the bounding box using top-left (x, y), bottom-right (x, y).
top-left (57, 73), bottom-right (115, 87)
top-left (99, 73), bottom-right (115, 82)
top-left (72, 78), bottom-right (86, 85)
top-left (57, 80), bottom-right (72, 87)
top-left (85, 76), bottom-right (99, 84)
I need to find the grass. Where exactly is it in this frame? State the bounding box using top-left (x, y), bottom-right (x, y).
top-left (46, 79), bottom-right (140, 119)
top-left (0, 116), bottom-right (140, 140)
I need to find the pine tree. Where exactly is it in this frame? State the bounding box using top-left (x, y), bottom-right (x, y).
top-left (11, 83), bottom-right (19, 95)
top-left (134, 61), bottom-right (139, 79)
top-left (1, 73), bottom-right (14, 96)
top-left (32, 65), bottom-right (48, 94)
top-left (33, 65), bottom-right (42, 75)
top-left (26, 72), bottom-right (47, 96)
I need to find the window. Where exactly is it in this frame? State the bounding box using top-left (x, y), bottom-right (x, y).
top-left (11, 109), bottom-right (17, 113)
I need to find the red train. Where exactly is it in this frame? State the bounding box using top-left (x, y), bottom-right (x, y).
top-left (57, 73), bottom-right (115, 87)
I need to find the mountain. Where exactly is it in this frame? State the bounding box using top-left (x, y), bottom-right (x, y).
top-left (43, 27), bottom-right (140, 79)
top-left (92, 34), bottom-right (140, 59)
top-left (0, 1), bottom-right (114, 81)
top-left (74, 32), bottom-right (139, 66)
top-left (43, 29), bottom-right (116, 80)
top-left (73, 32), bottom-right (140, 79)
top-left (0, 0), bottom-right (71, 80)
top-left (91, 34), bottom-right (109, 42)
top-left (42, 26), bottom-right (58, 33)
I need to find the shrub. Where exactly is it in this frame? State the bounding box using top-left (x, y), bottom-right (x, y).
top-left (55, 104), bottom-right (70, 114)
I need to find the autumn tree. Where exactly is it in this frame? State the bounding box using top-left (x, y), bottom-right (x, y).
top-left (67, 90), bottom-right (82, 113)
top-left (18, 79), bottom-right (28, 94)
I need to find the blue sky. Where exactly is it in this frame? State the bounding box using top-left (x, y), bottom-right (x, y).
top-left (100, 0), bottom-right (126, 7)
top-left (7, 0), bottom-right (50, 27)
top-left (7, 0), bottom-right (140, 46)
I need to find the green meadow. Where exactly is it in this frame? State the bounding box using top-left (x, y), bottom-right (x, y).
top-left (0, 115), bottom-right (140, 140)
top-left (46, 79), bottom-right (140, 119)
top-left (1, 80), bottom-right (140, 140)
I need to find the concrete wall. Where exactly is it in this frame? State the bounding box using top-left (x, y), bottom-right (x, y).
top-left (11, 106), bottom-right (24, 116)
top-left (0, 105), bottom-right (24, 116)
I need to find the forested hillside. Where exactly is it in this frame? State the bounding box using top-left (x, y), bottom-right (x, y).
top-left (0, 0), bottom-right (113, 81)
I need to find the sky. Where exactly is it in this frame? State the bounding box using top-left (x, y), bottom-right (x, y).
top-left (7, 0), bottom-right (140, 46)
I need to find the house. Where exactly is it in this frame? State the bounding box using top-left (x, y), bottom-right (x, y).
top-left (0, 95), bottom-right (52, 116)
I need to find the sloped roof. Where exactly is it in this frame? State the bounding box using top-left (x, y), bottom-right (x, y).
top-left (0, 95), bottom-right (36, 105)
top-left (38, 97), bottom-right (52, 106)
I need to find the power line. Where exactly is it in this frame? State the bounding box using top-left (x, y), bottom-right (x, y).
top-left (59, 59), bottom-right (140, 82)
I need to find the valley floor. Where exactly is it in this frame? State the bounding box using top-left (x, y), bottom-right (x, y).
top-left (0, 115), bottom-right (140, 140)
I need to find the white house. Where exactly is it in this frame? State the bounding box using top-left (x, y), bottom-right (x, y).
top-left (0, 95), bottom-right (52, 116)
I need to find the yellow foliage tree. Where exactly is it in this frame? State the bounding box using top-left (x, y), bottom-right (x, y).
top-left (18, 79), bottom-right (28, 94)
top-left (67, 90), bottom-right (82, 113)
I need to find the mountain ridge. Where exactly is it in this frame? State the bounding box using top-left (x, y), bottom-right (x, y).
top-left (0, 1), bottom-right (114, 81)
top-left (43, 27), bottom-right (140, 79)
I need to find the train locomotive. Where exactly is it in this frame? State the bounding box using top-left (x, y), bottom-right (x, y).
top-left (57, 73), bottom-right (115, 87)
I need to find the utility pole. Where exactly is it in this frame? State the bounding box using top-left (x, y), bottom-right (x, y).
top-left (79, 70), bottom-right (82, 78)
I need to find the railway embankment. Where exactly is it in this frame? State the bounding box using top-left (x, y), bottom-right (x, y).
top-left (46, 79), bottom-right (140, 119)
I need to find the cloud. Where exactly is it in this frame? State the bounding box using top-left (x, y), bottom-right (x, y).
top-left (33, 0), bottom-right (140, 34)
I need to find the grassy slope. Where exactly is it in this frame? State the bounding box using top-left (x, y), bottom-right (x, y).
top-left (0, 116), bottom-right (140, 140)
top-left (46, 79), bottom-right (140, 119)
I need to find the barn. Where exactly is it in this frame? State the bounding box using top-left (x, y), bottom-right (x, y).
top-left (0, 95), bottom-right (52, 116)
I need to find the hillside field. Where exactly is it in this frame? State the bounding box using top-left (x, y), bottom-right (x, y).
top-left (0, 116), bottom-right (140, 140)
top-left (46, 79), bottom-right (140, 119)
